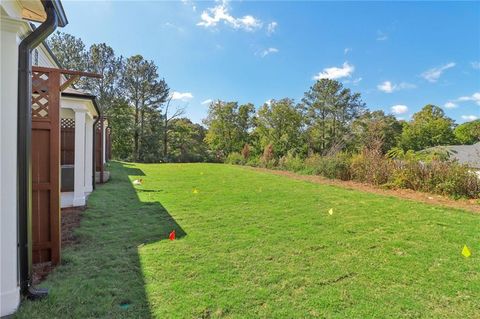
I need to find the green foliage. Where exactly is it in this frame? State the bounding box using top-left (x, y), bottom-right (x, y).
top-left (122, 55), bottom-right (170, 161)
top-left (302, 79), bottom-right (366, 153)
top-left (454, 119), bottom-right (480, 144)
top-left (84, 43), bottom-right (124, 112)
top-left (246, 155), bottom-right (261, 167)
top-left (138, 109), bottom-right (164, 163)
top-left (108, 99), bottom-right (134, 160)
top-left (388, 160), bottom-right (480, 199)
top-left (303, 153), bottom-right (351, 180)
top-left (203, 101), bottom-right (255, 157)
top-left (225, 152), bottom-right (245, 165)
top-left (399, 105), bottom-right (456, 151)
top-left (350, 149), bottom-right (393, 185)
top-left (167, 118), bottom-right (211, 162)
top-left (386, 147), bottom-right (417, 161)
top-left (255, 98), bottom-right (304, 158)
top-left (278, 153), bottom-right (305, 172)
top-left (47, 31), bottom-right (87, 70)
top-left (351, 110), bottom-right (403, 153)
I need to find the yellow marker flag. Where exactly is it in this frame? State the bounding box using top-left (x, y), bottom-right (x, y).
top-left (328, 208), bottom-right (333, 215)
top-left (462, 245), bottom-right (471, 258)
top-left (192, 188), bottom-right (199, 194)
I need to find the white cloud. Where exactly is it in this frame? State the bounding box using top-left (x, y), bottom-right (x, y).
top-left (265, 99), bottom-right (272, 106)
top-left (391, 104), bottom-right (408, 115)
top-left (471, 61), bottom-right (480, 70)
top-left (421, 62), bottom-right (456, 82)
top-left (343, 77), bottom-right (362, 86)
top-left (171, 91), bottom-right (193, 101)
top-left (197, 0), bottom-right (262, 31)
top-left (352, 77), bottom-right (362, 85)
top-left (457, 92), bottom-right (480, 105)
top-left (378, 81), bottom-right (395, 93)
top-left (181, 0), bottom-right (196, 12)
top-left (267, 21), bottom-right (277, 35)
top-left (260, 47), bottom-right (279, 57)
top-left (377, 81), bottom-right (416, 93)
top-left (313, 62), bottom-right (354, 80)
top-left (376, 31), bottom-right (388, 41)
top-left (461, 115), bottom-right (479, 121)
top-left (444, 102), bottom-right (457, 109)
top-left (201, 99), bottom-right (213, 105)
top-left (344, 48), bottom-right (351, 55)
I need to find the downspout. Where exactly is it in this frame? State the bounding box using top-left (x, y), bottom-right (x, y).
top-left (17, 1), bottom-right (58, 297)
top-left (92, 97), bottom-right (101, 190)
top-left (92, 116), bottom-right (100, 190)
top-left (100, 115), bottom-right (104, 183)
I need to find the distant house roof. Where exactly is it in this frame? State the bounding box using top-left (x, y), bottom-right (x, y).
top-left (432, 142), bottom-right (480, 169)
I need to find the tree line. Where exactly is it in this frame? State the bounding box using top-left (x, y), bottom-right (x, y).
top-left (204, 82), bottom-right (478, 161)
top-left (48, 32), bottom-right (209, 163)
top-left (48, 32), bottom-right (479, 165)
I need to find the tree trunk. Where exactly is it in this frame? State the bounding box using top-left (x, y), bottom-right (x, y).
top-left (163, 120), bottom-right (168, 160)
top-left (134, 103), bottom-right (139, 161)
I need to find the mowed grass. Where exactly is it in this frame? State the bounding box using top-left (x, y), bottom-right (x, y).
top-left (16, 162), bottom-right (480, 318)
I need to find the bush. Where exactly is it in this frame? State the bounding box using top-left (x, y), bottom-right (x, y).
top-left (389, 160), bottom-right (480, 198)
top-left (261, 144), bottom-right (276, 168)
top-left (350, 148), bottom-right (393, 185)
top-left (225, 152), bottom-right (245, 165)
top-left (246, 156), bottom-right (261, 167)
top-left (241, 143), bottom-right (251, 160)
top-left (303, 153), bottom-right (351, 180)
top-left (278, 153), bottom-right (304, 172)
top-left (227, 145), bottom-right (480, 199)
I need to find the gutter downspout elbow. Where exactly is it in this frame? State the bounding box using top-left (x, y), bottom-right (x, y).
top-left (17, 0), bottom-right (59, 297)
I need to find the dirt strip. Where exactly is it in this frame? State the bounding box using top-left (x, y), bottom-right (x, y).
top-left (247, 167), bottom-right (480, 214)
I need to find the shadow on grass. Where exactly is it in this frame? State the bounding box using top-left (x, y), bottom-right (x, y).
top-left (15, 161), bottom-right (185, 319)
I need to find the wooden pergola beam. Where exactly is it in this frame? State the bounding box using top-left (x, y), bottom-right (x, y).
top-left (59, 75), bottom-right (79, 92)
top-left (33, 66), bottom-right (102, 79)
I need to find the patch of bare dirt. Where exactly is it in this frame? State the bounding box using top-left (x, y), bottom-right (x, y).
top-left (249, 167), bottom-right (480, 214)
top-left (32, 207), bottom-right (85, 285)
top-left (61, 206), bottom-right (85, 247)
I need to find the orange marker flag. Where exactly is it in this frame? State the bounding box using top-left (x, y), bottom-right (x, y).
top-left (169, 230), bottom-right (176, 241)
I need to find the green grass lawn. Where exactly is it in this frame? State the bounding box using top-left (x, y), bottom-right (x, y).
top-left (16, 162), bottom-right (480, 318)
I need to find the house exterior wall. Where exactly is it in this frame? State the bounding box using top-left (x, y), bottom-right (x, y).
top-left (0, 9), bottom-right (28, 317)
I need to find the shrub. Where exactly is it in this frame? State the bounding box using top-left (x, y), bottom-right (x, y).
top-left (278, 153), bottom-right (304, 172)
top-left (389, 160), bottom-right (480, 198)
top-left (350, 148), bottom-right (393, 185)
top-left (261, 144), bottom-right (276, 168)
top-left (241, 143), bottom-right (251, 160)
top-left (246, 156), bottom-right (261, 167)
top-left (303, 153), bottom-right (351, 180)
top-left (225, 152), bottom-right (245, 165)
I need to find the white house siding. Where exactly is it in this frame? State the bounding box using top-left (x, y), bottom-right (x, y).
top-left (0, 5), bottom-right (28, 316)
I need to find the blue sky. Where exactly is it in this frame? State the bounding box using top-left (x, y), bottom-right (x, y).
top-left (60, 0), bottom-right (479, 124)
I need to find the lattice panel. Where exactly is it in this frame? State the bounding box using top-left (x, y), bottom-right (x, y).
top-left (32, 71), bottom-right (50, 119)
top-left (61, 118), bottom-right (75, 129)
